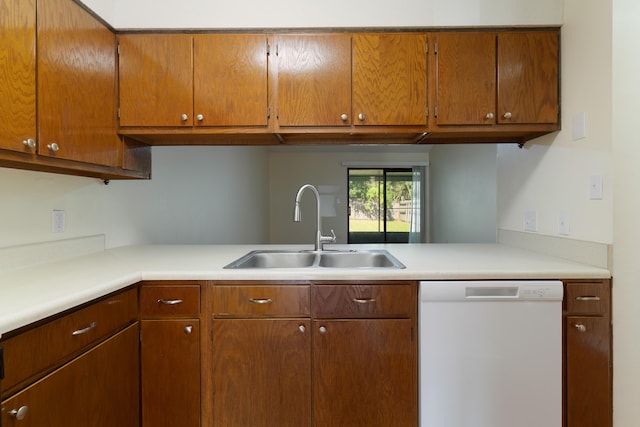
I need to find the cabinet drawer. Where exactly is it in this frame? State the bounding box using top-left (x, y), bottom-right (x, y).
top-left (566, 282), bottom-right (609, 315)
top-left (214, 285), bottom-right (310, 317)
top-left (140, 284), bottom-right (200, 317)
top-left (1, 287), bottom-right (137, 395)
top-left (312, 284), bottom-right (415, 318)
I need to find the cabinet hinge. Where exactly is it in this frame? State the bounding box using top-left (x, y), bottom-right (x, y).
top-left (117, 107), bottom-right (120, 119)
top-left (434, 42), bottom-right (438, 55)
top-left (426, 44), bottom-right (429, 54)
top-left (426, 106), bottom-right (429, 118)
top-left (267, 106), bottom-right (270, 119)
top-left (434, 106), bottom-right (438, 118)
top-left (266, 43), bottom-right (270, 56)
top-left (275, 43), bottom-right (279, 56)
top-left (117, 43), bottom-right (120, 55)
top-left (276, 107), bottom-right (279, 119)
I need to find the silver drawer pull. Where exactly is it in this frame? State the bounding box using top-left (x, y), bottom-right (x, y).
top-left (249, 298), bottom-right (273, 304)
top-left (573, 323), bottom-right (587, 332)
top-left (158, 299), bottom-right (183, 305)
top-left (575, 296), bottom-right (601, 301)
top-left (184, 325), bottom-right (193, 334)
top-left (298, 325), bottom-right (306, 333)
top-left (353, 297), bottom-right (376, 304)
top-left (72, 321), bottom-right (97, 336)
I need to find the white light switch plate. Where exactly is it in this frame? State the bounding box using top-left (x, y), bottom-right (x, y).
top-left (524, 211), bottom-right (538, 232)
top-left (52, 210), bottom-right (65, 233)
top-left (558, 212), bottom-right (570, 235)
top-left (590, 175), bottom-right (603, 200)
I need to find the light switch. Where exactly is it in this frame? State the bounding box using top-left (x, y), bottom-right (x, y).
top-left (558, 212), bottom-right (570, 235)
top-left (524, 211), bottom-right (537, 232)
top-left (572, 112), bottom-right (587, 141)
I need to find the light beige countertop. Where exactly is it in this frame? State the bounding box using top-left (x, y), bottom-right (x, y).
top-left (0, 243), bottom-right (611, 337)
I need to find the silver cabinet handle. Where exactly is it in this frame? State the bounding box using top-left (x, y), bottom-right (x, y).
top-left (358, 113), bottom-right (366, 121)
top-left (47, 142), bottom-right (60, 152)
top-left (196, 114), bottom-right (204, 121)
top-left (576, 296), bottom-right (601, 301)
top-left (158, 299), bottom-right (183, 305)
top-left (573, 323), bottom-right (587, 332)
top-left (340, 113), bottom-right (348, 121)
top-left (10, 406), bottom-right (29, 420)
top-left (23, 138), bottom-right (36, 148)
top-left (353, 297), bottom-right (376, 304)
top-left (185, 325), bottom-right (193, 334)
top-left (319, 326), bottom-right (327, 334)
top-left (485, 112), bottom-right (494, 119)
top-left (181, 113), bottom-right (188, 121)
top-left (503, 112), bottom-right (513, 119)
top-left (248, 298), bottom-right (273, 304)
top-left (72, 321), bottom-right (97, 336)
top-left (298, 325), bottom-right (306, 333)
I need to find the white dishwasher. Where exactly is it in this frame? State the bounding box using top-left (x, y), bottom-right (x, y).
top-left (419, 280), bottom-right (563, 427)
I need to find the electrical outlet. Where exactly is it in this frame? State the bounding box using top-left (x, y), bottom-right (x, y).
top-left (558, 212), bottom-right (570, 235)
top-left (52, 210), bottom-right (65, 233)
top-left (590, 175), bottom-right (603, 200)
top-left (524, 211), bottom-right (537, 232)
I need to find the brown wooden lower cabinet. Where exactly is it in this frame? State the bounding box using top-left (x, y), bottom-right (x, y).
top-left (0, 323), bottom-right (139, 426)
top-left (563, 280), bottom-right (612, 427)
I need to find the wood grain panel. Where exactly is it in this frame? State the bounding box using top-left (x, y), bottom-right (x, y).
top-left (0, 0), bottom-right (36, 153)
top-left (37, 0), bottom-right (120, 166)
top-left (497, 31), bottom-right (559, 124)
top-left (435, 32), bottom-right (496, 125)
top-left (565, 281), bottom-right (609, 315)
top-left (140, 284), bottom-right (201, 317)
top-left (565, 316), bottom-right (612, 427)
top-left (276, 34), bottom-right (352, 127)
top-left (118, 34), bottom-right (193, 127)
top-left (212, 319), bottom-right (312, 427)
top-left (1, 288), bottom-right (137, 396)
top-left (1, 324), bottom-right (140, 426)
top-left (353, 33), bottom-right (427, 126)
top-left (141, 320), bottom-right (200, 427)
top-left (214, 285), bottom-right (310, 317)
top-left (312, 284), bottom-right (415, 318)
top-left (313, 319), bottom-right (417, 427)
top-left (194, 34), bottom-right (268, 126)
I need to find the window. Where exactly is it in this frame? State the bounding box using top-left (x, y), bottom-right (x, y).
top-left (348, 168), bottom-right (425, 244)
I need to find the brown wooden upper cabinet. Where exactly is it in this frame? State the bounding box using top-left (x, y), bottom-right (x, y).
top-left (37, 0), bottom-right (120, 167)
top-left (352, 33), bottom-right (428, 127)
top-left (118, 34), bottom-right (269, 128)
top-left (274, 34), bottom-right (352, 127)
top-left (274, 33), bottom-right (428, 130)
top-left (434, 30), bottom-right (559, 126)
top-left (0, 0), bottom-right (36, 154)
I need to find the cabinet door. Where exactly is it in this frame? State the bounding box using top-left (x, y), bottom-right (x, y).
top-left (566, 316), bottom-right (612, 427)
top-left (141, 319), bottom-right (200, 427)
top-left (353, 33), bottom-right (427, 126)
top-left (313, 319), bottom-right (417, 427)
top-left (1, 324), bottom-right (139, 426)
top-left (212, 319), bottom-right (312, 427)
top-left (434, 32), bottom-right (496, 125)
top-left (194, 34), bottom-right (268, 127)
top-left (497, 31), bottom-right (559, 124)
top-left (275, 34), bottom-right (352, 127)
top-left (36, 0), bottom-right (120, 166)
top-left (0, 0), bottom-right (36, 153)
top-left (118, 34), bottom-right (193, 127)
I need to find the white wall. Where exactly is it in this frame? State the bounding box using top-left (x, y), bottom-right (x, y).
top-left (268, 147), bottom-right (431, 245)
top-left (611, 0), bottom-right (640, 424)
top-left (497, 0), bottom-right (613, 244)
top-left (102, 0), bottom-right (562, 29)
top-left (430, 144), bottom-right (497, 243)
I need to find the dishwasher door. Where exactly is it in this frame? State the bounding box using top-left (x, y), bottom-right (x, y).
top-left (419, 280), bottom-right (563, 427)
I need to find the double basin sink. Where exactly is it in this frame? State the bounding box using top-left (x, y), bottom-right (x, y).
top-left (224, 249), bottom-right (406, 269)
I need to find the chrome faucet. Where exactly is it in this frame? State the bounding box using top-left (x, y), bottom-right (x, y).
top-left (293, 184), bottom-right (336, 251)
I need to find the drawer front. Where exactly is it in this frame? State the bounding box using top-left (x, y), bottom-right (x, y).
top-left (214, 285), bottom-right (310, 317)
top-left (140, 284), bottom-right (200, 317)
top-left (312, 284), bottom-right (415, 318)
top-left (566, 282), bottom-right (609, 315)
top-left (1, 287), bottom-right (137, 395)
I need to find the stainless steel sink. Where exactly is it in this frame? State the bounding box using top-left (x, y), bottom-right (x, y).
top-left (224, 249), bottom-right (405, 269)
